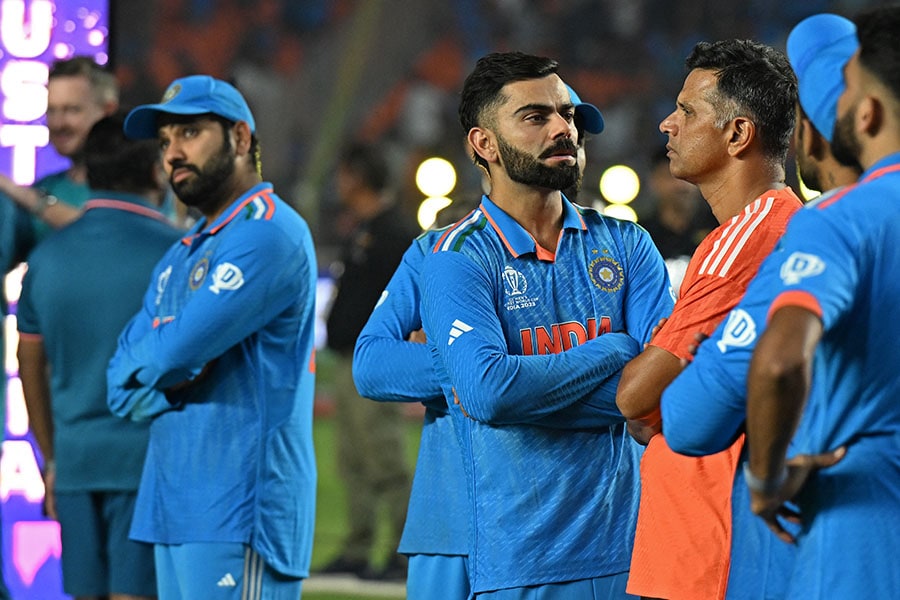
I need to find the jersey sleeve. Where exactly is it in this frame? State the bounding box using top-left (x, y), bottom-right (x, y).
top-left (352, 239), bottom-right (445, 409)
top-left (764, 209), bottom-right (854, 327)
top-left (421, 249), bottom-right (640, 427)
top-left (107, 261), bottom-right (175, 421)
top-left (661, 304), bottom-right (761, 455)
top-left (661, 234), bottom-right (793, 455)
top-left (622, 223), bottom-right (677, 344)
top-left (108, 223), bottom-right (311, 419)
top-left (652, 270), bottom-right (748, 360)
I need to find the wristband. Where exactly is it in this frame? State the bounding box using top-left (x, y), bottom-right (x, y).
top-left (42, 458), bottom-right (56, 475)
top-left (743, 462), bottom-right (787, 494)
top-left (33, 189), bottom-right (59, 216)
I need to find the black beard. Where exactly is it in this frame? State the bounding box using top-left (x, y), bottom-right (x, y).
top-left (497, 135), bottom-right (579, 191)
top-left (831, 108), bottom-right (864, 170)
top-left (170, 137), bottom-right (236, 212)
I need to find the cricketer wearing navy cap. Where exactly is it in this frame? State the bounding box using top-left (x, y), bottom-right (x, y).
top-left (787, 13), bottom-right (858, 144)
top-left (124, 75), bottom-right (256, 140)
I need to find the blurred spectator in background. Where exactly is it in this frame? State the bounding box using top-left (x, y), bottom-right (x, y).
top-left (322, 142), bottom-right (419, 581)
top-left (0, 57), bottom-right (119, 234)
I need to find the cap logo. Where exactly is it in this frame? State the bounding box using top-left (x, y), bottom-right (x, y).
top-left (162, 84), bottom-right (181, 104)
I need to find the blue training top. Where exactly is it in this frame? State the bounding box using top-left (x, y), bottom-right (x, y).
top-left (17, 193), bottom-right (181, 491)
top-left (420, 195), bottom-right (674, 593)
top-left (107, 182), bottom-right (318, 578)
top-left (353, 225), bottom-right (469, 556)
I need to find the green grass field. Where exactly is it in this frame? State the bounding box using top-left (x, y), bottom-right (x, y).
top-left (303, 407), bottom-right (421, 600)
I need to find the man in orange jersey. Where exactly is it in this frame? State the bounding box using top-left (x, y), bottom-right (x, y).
top-left (615, 40), bottom-right (801, 600)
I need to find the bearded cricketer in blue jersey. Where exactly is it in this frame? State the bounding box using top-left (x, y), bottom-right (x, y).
top-left (742, 8), bottom-right (900, 598)
top-left (353, 86), bottom-right (606, 599)
top-left (419, 52), bottom-right (674, 598)
top-left (107, 75), bottom-right (317, 600)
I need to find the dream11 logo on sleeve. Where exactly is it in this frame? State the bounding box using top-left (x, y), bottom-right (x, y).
top-left (1, 1), bottom-right (109, 598)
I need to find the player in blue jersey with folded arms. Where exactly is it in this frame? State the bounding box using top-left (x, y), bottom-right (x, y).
top-left (742, 7), bottom-right (900, 598)
top-left (353, 84), bottom-right (605, 600)
top-left (419, 51), bottom-right (674, 598)
top-left (659, 13), bottom-right (862, 600)
top-left (107, 75), bottom-right (318, 600)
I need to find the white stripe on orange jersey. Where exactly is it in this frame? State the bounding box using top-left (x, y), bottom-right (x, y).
top-left (699, 197), bottom-right (773, 277)
top-left (716, 196), bottom-right (775, 276)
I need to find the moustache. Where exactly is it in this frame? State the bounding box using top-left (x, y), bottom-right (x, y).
top-left (539, 140), bottom-right (578, 159)
top-left (169, 163), bottom-right (201, 179)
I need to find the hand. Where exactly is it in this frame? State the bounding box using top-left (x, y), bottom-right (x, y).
top-left (626, 418), bottom-right (660, 446)
top-left (749, 446), bottom-right (846, 544)
top-left (407, 328), bottom-right (427, 344)
top-left (681, 331), bottom-right (709, 367)
top-left (42, 464), bottom-right (58, 520)
top-left (644, 317), bottom-right (668, 349)
top-left (165, 359), bottom-right (217, 394)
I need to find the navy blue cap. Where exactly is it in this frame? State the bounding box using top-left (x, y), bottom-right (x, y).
top-left (566, 84), bottom-right (605, 135)
top-left (124, 75), bottom-right (256, 139)
top-left (787, 13), bottom-right (858, 143)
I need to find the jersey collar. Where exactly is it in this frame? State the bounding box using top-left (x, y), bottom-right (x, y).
top-left (181, 182), bottom-right (274, 246)
top-left (479, 194), bottom-right (586, 260)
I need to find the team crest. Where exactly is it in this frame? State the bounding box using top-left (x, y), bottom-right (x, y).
top-left (589, 254), bottom-right (623, 292)
top-left (189, 257), bottom-right (209, 290)
top-left (162, 83), bottom-right (181, 103)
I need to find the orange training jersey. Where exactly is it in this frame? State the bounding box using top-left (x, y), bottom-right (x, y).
top-left (626, 187), bottom-right (802, 600)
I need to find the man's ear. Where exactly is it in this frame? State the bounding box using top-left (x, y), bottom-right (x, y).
top-left (468, 127), bottom-right (497, 165)
top-left (233, 120), bottom-right (253, 155)
top-left (856, 95), bottom-right (883, 139)
top-left (726, 116), bottom-right (755, 157)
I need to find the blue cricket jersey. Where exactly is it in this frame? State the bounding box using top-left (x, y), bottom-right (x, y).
top-left (420, 195), bottom-right (674, 593)
top-left (107, 182), bottom-right (318, 578)
top-left (353, 226), bottom-right (469, 556)
top-left (664, 154), bottom-right (900, 599)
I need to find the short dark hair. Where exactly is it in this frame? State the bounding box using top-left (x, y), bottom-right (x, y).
top-left (338, 142), bottom-right (390, 193)
top-left (85, 111), bottom-right (160, 193)
top-left (855, 6), bottom-right (900, 107)
top-left (49, 56), bottom-right (118, 106)
top-left (685, 40), bottom-right (797, 163)
top-left (459, 52), bottom-right (559, 170)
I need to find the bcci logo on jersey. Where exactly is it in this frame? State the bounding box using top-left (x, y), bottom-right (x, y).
top-left (589, 255), bottom-right (623, 292)
top-left (780, 252), bottom-right (825, 285)
top-left (503, 266), bottom-right (538, 311)
top-left (209, 262), bottom-right (245, 294)
top-left (716, 308), bottom-right (756, 353)
top-left (189, 258), bottom-right (209, 290)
